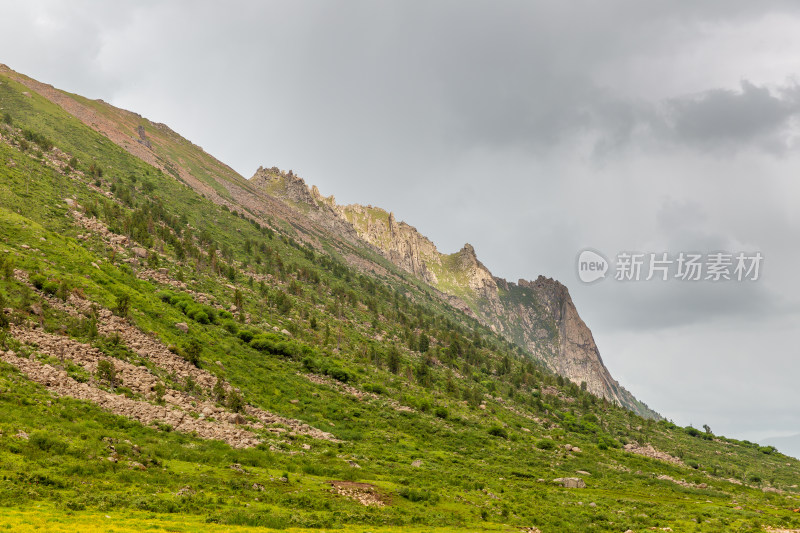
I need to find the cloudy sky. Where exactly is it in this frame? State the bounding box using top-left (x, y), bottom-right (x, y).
top-left (2, 1), bottom-right (799, 452)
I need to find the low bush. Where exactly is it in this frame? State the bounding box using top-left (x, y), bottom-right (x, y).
top-left (29, 431), bottom-right (68, 454)
top-left (536, 439), bottom-right (555, 450)
top-left (398, 487), bottom-right (439, 503)
top-left (488, 425), bottom-right (508, 438)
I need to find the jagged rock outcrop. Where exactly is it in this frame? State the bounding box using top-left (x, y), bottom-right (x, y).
top-left (249, 173), bottom-right (656, 417)
top-left (250, 166), bottom-right (320, 208)
top-left (335, 205), bottom-right (441, 283)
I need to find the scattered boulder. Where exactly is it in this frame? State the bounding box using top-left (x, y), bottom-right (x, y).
top-left (175, 486), bottom-right (195, 497)
top-left (329, 481), bottom-right (385, 507)
top-left (411, 459), bottom-right (423, 468)
top-left (175, 322), bottom-right (189, 333)
top-left (553, 477), bottom-right (586, 488)
top-left (132, 247), bottom-right (148, 258)
top-left (623, 443), bottom-right (681, 465)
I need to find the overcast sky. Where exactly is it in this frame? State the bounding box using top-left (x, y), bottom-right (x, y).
top-left (2, 1), bottom-right (799, 452)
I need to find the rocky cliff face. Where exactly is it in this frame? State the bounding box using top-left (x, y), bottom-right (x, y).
top-left (335, 204), bottom-right (441, 284)
top-left (248, 170), bottom-right (657, 417)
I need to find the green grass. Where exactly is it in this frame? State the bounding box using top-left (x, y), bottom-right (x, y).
top-left (0, 68), bottom-right (799, 532)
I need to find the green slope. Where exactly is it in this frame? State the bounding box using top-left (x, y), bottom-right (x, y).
top-left (0, 70), bottom-right (799, 533)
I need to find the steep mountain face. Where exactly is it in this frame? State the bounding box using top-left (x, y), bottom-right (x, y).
top-left (0, 61), bottom-right (653, 417)
top-left (250, 171), bottom-right (657, 417)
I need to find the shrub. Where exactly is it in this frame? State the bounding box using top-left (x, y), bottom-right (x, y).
top-left (22, 129), bottom-right (53, 151)
top-left (153, 382), bottom-right (166, 404)
top-left (227, 390), bottom-right (245, 413)
top-left (42, 281), bottom-right (59, 296)
top-left (327, 367), bottom-right (351, 383)
top-left (365, 383), bottom-right (386, 395)
top-left (114, 293), bottom-right (131, 316)
top-left (193, 310), bottom-right (209, 324)
top-left (213, 379), bottom-right (226, 402)
top-left (536, 439), bottom-right (555, 450)
top-left (398, 487), bottom-right (439, 503)
top-left (237, 329), bottom-right (254, 343)
top-left (56, 281), bottom-right (69, 301)
top-left (29, 432), bottom-right (68, 455)
top-left (183, 338), bottom-right (202, 367)
top-left (418, 334), bottom-right (430, 353)
top-left (301, 356), bottom-right (319, 373)
top-left (96, 359), bottom-right (118, 387)
top-left (597, 435), bottom-right (621, 450)
top-left (30, 274), bottom-right (46, 290)
top-left (387, 346), bottom-right (401, 374)
top-left (488, 426), bottom-right (508, 439)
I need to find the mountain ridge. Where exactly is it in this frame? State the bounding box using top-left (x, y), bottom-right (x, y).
top-left (248, 166), bottom-right (657, 417)
top-left (0, 61), bottom-right (655, 417)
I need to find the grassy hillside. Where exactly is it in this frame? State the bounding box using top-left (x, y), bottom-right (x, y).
top-left (1, 70), bottom-right (799, 532)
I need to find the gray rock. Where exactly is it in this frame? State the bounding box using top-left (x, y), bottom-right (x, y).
top-left (553, 477), bottom-right (586, 488)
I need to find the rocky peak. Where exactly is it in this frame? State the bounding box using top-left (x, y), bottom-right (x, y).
top-left (247, 169), bottom-right (656, 417)
top-left (250, 166), bottom-right (322, 210)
